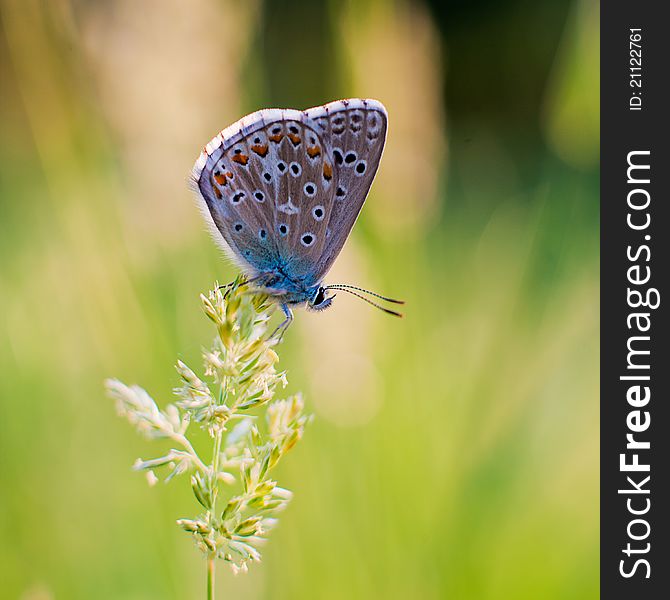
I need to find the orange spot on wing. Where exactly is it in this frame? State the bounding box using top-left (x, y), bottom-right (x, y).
top-left (307, 145), bottom-right (321, 158)
top-left (213, 171), bottom-right (233, 187)
top-left (288, 133), bottom-right (301, 146)
top-left (251, 144), bottom-right (269, 157)
top-left (213, 185), bottom-right (222, 199)
top-left (269, 134), bottom-right (283, 143)
top-left (323, 161), bottom-right (333, 181)
top-left (232, 153), bottom-right (249, 166)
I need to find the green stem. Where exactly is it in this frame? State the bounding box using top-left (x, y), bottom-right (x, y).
top-left (210, 378), bottom-right (227, 513)
top-left (207, 554), bottom-right (215, 600)
top-left (211, 429), bottom-right (223, 506)
top-left (206, 384), bottom-right (225, 600)
top-left (206, 433), bottom-right (223, 600)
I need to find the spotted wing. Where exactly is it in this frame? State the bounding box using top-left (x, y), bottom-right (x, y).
top-left (257, 115), bottom-right (337, 281)
top-left (304, 99), bottom-right (388, 283)
top-left (192, 109), bottom-right (337, 280)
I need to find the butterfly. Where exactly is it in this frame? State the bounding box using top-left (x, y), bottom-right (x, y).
top-left (191, 98), bottom-right (403, 334)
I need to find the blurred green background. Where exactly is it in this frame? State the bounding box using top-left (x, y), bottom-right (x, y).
top-left (0, 0), bottom-right (599, 598)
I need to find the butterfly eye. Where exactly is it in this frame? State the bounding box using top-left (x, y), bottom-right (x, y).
top-left (303, 182), bottom-right (316, 197)
top-left (355, 160), bottom-right (367, 175)
top-left (314, 287), bottom-right (325, 305)
top-left (300, 233), bottom-right (315, 247)
top-left (278, 223), bottom-right (289, 236)
top-left (312, 206), bottom-right (325, 221)
top-left (290, 162), bottom-right (302, 177)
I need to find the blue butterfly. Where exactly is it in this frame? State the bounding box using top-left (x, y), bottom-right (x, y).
top-left (191, 98), bottom-right (403, 334)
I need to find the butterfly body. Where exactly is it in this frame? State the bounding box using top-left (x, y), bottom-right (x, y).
top-left (192, 98), bottom-right (401, 328)
top-left (254, 267), bottom-right (319, 306)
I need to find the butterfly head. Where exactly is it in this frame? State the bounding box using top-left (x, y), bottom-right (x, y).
top-left (307, 286), bottom-right (336, 312)
top-left (306, 284), bottom-right (404, 317)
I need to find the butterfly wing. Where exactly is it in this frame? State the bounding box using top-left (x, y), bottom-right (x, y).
top-left (304, 99), bottom-right (388, 284)
top-left (192, 99), bottom-right (386, 289)
top-left (192, 109), bottom-right (336, 282)
top-left (258, 115), bottom-right (337, 281)
top-left (193, 110), bottom-right (283, 274)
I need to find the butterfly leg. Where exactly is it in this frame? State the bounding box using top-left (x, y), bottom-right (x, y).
top-left (217, 274), bottom-right (263, 298)
top-left (270, 304), bottom-right (293, 341)
top-left (217, 281), bottom-right (236, 298)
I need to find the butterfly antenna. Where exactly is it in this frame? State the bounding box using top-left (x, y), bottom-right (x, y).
top-left (328, 287), bottom-right (403, 317)
top-left (326, 284), bottom-right (405, 305)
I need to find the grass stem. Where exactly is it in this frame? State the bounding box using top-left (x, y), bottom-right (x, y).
top-left (207, 554), bottom-right (215, 600)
